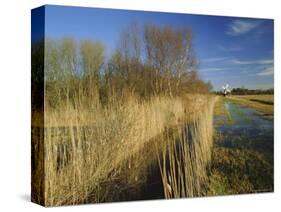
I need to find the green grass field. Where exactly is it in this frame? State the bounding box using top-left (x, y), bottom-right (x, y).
top-left (228, 95), bottom-right (274, 115)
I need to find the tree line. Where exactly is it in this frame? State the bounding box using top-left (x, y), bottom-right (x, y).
top-left (32, 23), bottom-right (211, 110)
top-left (230, 87), bottom-right (274, 95)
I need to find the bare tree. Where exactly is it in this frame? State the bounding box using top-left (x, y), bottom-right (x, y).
top-left (79, 40), bottom-right (105, 108)
top-left (45, 38), bottom-right (78, 81)
top-left (111, 21), bottom-right (143, 94)
top-left (144, 24), bottom-right (197, 96)
top-left (60, 38), bottom-right (77, 78)
top-left (44, 38), bottom-right (79, 108)
top-left (80, 40), bottom-right (105, 80)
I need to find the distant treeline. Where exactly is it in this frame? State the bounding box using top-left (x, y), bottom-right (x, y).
top-left (32, 23), bottom-right (212, 110)
top-left (216, 87), bottom-right (274, 95)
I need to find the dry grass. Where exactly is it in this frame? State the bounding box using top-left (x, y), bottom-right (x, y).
top-left (32, 91), bottom-right (217, 206)
top-left (228, 95), bottom-right (274, 115)
top-left (156, 96), bottom-right (217, 198)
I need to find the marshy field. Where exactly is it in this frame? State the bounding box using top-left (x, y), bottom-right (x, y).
top-left (209, 94), bottom-right (274, 195)
top-left (31, 20), bottom-right (274, 206)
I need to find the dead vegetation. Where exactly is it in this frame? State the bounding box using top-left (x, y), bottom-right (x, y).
top-left (31, 23), bottom-right (215, 206)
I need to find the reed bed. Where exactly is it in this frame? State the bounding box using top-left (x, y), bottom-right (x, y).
top-left (32, 93), bottom-right (214, 206)
top-left (32, 87), bottom-right (217, 206)
top-left (156, 96), bottom-right (217, 198)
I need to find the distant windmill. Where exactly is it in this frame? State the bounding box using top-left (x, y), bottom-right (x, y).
top-left (222, 84), bottom-right (231, 97)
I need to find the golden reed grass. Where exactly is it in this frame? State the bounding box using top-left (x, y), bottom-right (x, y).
top-left (156, 96), bottom-right (217, 198)
top-left (32, 92), bottom-right (217, 206)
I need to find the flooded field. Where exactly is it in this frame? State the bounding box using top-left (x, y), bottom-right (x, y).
top-left (209, 99), bottom-right (274, 195)
top-left (216, 101), bottom-right (273, 156)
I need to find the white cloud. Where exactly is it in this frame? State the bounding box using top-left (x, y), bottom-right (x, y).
top-left (202, 57), bottom-right (229, 63)
top-left (218, 45), bottom-right (244, 52)
top-left (230, 59), bottom-right (273, 65)
top-left (226, 19), bottom-right (261, 36)
top-left (257, 66), bottom-right (274, 76)
top-left (200, 68), bottom-right (227, 72)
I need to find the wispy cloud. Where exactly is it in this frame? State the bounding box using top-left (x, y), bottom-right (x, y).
top-left (202, 57), bottom-right (229, 63)
top-left (226, 19), bottom-right (262, 36)
top-left (257, 66), bottom-right (274, 76)
top-left (230, 59), bottom-right (273, 65)
top-left (218, 45), bottom-right (244, 52)
top-left (201, 68), bottom-right (227, 72)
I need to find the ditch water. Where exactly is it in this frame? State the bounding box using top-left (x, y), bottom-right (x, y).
top-left (215, 101), bottom-right (274, 159)
top-left (211, 100), bottom-right (274, 193)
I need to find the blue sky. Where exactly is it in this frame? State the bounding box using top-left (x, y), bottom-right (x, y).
top-left (33, 5), bottom-right (274, 90)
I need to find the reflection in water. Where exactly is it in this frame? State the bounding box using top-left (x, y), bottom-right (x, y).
top-left (216, 101), bottom-right (273, 158)
top-left (210, 100), bottom-right (274, 194)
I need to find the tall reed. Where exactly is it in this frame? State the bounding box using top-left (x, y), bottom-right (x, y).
top-left (32, 77), bottom-right (217, 205)
top-left (156, 96), bottom-right (217, 198)
top-left (33, 92), bottom-right (200, 205)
